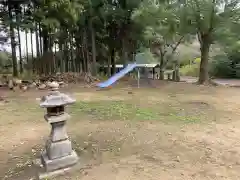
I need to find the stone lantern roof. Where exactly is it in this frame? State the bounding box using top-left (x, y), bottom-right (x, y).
top-left (40, 91), bottom-right (76, 108)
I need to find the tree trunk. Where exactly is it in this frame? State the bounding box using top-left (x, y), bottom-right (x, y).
top-left (17, 26), bottom-right (23, 74)
top-left (159, 53), bottom-right (164, 80)
top-left (110, 48), bottom-right (116, 75)
top-left (39, 24), bottom-right (43, 55)
top-left (49, 36), bottom-right (55, 74)
top-left (64, 41), bottom-right (69, 72)
top-left (70, 34), bottom-right (75, 72)
top-left (59, 43), bottom-right (64, 73)
top-left (77, 45), bottom-right (82, 73)
top-left (90, 19), bottom-right (97, 76)
top-left (35, 23), bottom-right (40, 58)
top-left (107, 56), bottom-right (111, 77)
top-left (8, 4), bottom-right (18, 77)
top-left (86, 49), bottom-right (90, 73)
top-left (81, 44), bottom-right (86, 72)
top-left (121, 38), bottom-right (128, 67)
top-left (30, 29), bottom-right (34, 73)
top-left (198, 39), bottom-right (210, 84)
top-left (16, 8), bottom-right (23, 74)
top-left (30, 30), bottom-right (34, 59)
top-left (42, 28), bottom-right (49, 53)
top-left (25, 31), bottom-right (28, 64)
top-left (175, 68), bottom-right (180, 82)
top-left (82, 29), bottom-right (88, 72)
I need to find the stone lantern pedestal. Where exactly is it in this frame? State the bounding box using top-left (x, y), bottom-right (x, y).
top-left (38, 89), bottom-right (79, 179)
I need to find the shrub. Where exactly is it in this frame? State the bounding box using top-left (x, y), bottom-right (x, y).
top-left (236, 63), bottom-right (240, 78)
top-left (209, 54), bottom-right (234, 78)
top-left (194, 57), bottom-right (201, 64)
top-left (179, 57), bottom-right (200, 77)
top-left (179, 59), bottom-right (192, 67)
top-left (209, 53), bottom-right (240, 78)
top-left (180, 63), bottom-right (199, 77)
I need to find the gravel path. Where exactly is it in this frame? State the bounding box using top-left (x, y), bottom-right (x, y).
top-left (181, 76), bottom-right (240, 87)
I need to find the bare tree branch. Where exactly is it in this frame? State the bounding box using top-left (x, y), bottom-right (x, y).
top-left (163, 35), bottom-right (184, 67)
top-left (193, 0), bottom-right (203, 34)
top-left (209, 0), bottom-right (217, 33)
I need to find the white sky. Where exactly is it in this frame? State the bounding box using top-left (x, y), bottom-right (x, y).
top-left (2, 30), bottom-right (37, 59)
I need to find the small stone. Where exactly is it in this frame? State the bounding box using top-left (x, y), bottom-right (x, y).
top-left (0, 80), bottom-right (4, 86)
top-left (46, 81), bottom-right (51, 87)
top-left (29, 82), bottom-right (37, 88)
top-left (58, 81), bottom-right (64, 85)
top-left (16, 163), bottom-right (24, 168)
top-left (59, 82), bottom-right (67, 88)
top-left (84, 141), bottom-right (89, 145)
top-left (38, 84), bottom-right (46, 90)
top-left (33, 159), bottom-right (41, 166)
top-left (48, 81), bottom-right (59, 90)
top-left (8, 79), bottom-right (14, 89)
top-left (14, 79), bottom-right (22, 85)
top-left (82, 171), bottom-right (88, 176)
top-left (176, 156), bottom-right (180, 162)
top-left (21, 86), bottom-right (28, 91)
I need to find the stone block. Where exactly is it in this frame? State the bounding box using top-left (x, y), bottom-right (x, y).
top-left (46, 139), bottom-right (73, 159)
top-left (41, 150), bottom-right (79, 172)
top-left (49, 121), bottom-right (69, 142)
top-left (44, 113), bottom-right (70, 124)
top-left (36, 161), bottom-right (81, 180)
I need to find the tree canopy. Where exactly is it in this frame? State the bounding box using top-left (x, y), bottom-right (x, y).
top-left (0, 0), bottom-right (239, 83)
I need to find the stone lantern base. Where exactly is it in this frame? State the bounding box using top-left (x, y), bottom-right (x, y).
top-left (41, 149), bottom-right (79, 172)
top-left (37, 155), bottom-right (80, 180)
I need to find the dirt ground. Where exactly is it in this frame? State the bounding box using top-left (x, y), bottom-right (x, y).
top-left (1, 81), bottom-right (240, 180)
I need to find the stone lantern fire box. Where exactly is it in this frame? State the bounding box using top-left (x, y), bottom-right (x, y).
top-left (39, 90), bottom-right (79, 177)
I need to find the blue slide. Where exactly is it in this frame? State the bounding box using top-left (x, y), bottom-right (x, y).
top-left (96, 63), bottom-right (137, 88)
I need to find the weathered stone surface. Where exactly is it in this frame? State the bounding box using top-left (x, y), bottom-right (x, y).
top-left (37, 162), bottom-right (81, 180)
top-left (46, 139), bottom-right (73, 159)
top-left (8, 79), bottom-right (13, 89)
top-left (41, 150), bottom-right (79, 172)
top-left (40, 91), bottom-right (75, 108)
top-left (48, 81), bottom-right (59, 90)
top-left (44, 113), bottom-right (70, 124)
top-left (38, 84), bottom-right (46, 90)
top-left (21, 85), bottom-right (28, 91)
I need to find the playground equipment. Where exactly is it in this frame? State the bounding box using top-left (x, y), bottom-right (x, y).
top-left (96, 62), bottom-right (161, 88)
top-left (96, 51), bottom-right (155, 88)
top-left (96, 63), bottom-right (139, 88)
top-left (96, 51), bottom-right (171, 88)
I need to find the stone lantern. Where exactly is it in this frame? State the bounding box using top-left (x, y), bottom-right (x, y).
top-left (39, 85), bottom-right (79, 177)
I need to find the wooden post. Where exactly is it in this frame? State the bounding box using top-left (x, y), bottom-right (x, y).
top-left (153, 67), bottom-right (155, 80)
top-left (137, 68), bottom-right (140, 88)
top-left (167, 73), bottom-right (171, 80)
